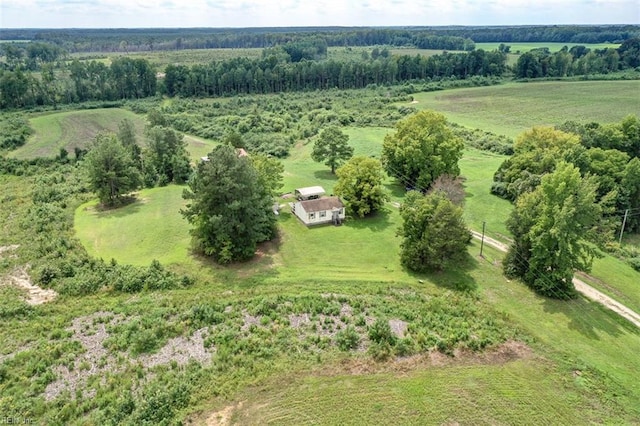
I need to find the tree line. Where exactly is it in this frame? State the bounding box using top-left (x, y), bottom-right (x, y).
top-left (1, 27), bottom-right (474, 53)
top-left (3, 25), bottom-right (638, 53)
top-left (514, 39), bottom-right (640, 78)
top-left (163, 49), bottom-right (506, 97)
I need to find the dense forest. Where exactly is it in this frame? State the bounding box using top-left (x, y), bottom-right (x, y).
top-left (2, 25), bottom-right (638, 52)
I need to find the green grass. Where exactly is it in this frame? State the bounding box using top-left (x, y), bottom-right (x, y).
top-left (213, 241), bottom-right (640, 424)
top-left (229, 358), bottom-right (621, 424)
top-left (408, 81), bottom-right (640, 138)
top-left (475, 42), bottom-right (620, 53)
top-left (10, 107), bottom-right (218, 163)
top-left (577, 255), bottom-right (640, 316)
top-left (9, 108), bottom-right (147, 159)
top-left (459, 149), bottom-right (512, 240)
top-left (74, 185), bottom-right (192, 266)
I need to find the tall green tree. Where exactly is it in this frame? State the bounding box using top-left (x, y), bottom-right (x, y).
top-left (311, 126), bottom-right (354, 174)
top-left (503, 162), bottom-right (601, 299)
top-left (145, 126), bottom-right (191, 186)
top-left (84, 132), bottom-right (141, 207)
top-left (398, 191), bottom-right (471, 272)
top-left (181, 145), bottom-right (277, 264)
top-left (250, 153), bottom-right (284, 198)
top-left (334, 156), bottom-right (389, 218)
top-left (382, 110), bottom-right (464, 191)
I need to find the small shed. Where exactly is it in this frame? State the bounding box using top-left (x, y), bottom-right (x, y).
top-left (294, 186), bottom-right (325, 201)
top-left (292, 196), bottom-right (345, 226)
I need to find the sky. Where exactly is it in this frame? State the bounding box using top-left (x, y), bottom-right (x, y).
top-left (0, 0), bottom-right (638, 29)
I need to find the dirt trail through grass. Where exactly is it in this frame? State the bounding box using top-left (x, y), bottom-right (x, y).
top-left (471, 231), bottom-right (640, 328)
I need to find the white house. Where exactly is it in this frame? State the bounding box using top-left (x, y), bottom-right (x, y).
top-left (292, 196), bottom-right (345, 225)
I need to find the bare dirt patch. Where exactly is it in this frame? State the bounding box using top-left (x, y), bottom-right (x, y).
top-left (204, 401), bottom-right (244, 426)
top-left (45, 312), bottom-right (215, 401)
top-left (388, 319), bottom-right (408, 338)
top-left (0, 244), bottom-right (20, 258)
top-left (2, 266), bottom-right (57, 305)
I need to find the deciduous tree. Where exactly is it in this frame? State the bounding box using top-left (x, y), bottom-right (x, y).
top-left (382, 110), bottom-right (464, 191)
top-left (503, 162), bottom-right (601, 299)
top-left (181, 145), bottom-right (277, 263)
top-left (334, 156), bottom-right (389, 218)
top-left (311, 126), bottom-right (353, 174)
top-left (399, 191), bottom-right (471, 272)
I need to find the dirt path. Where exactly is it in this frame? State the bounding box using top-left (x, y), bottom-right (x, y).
top-left (472, 232), bottom-right (640, 329)
top-left (5, 266), bottom-right (58, 305)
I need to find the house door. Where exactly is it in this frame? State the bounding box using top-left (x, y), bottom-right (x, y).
top-left (332, 210), bottom-right (340, 225)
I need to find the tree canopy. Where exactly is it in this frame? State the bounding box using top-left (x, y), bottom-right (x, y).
top-left (382, 110), bottom-right (464, 190)
top-left (181, 145), bottom-right (277, 263)
top-left (503, 162), bottom-right (601, 299)
top-left (84, 132), bottom-right (141, 207)
top-left (399, 191), bottom-right (472, 272)
top-left (144, 125), bottom-right (192, 186)
top-left (334, 156), bottom-right (389, 218)
top-left (311, 126), bottom-right (354, 174)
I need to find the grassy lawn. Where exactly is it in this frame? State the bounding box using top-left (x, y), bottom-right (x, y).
top-left (74, 185), bottom-right (192, 266)
top-left (459, 148), bottom-right (512, 240)
top-left (409, 81), bottom-right (640, 138)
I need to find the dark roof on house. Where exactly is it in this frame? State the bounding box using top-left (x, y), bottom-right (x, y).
top-left (300, 196), bottom-right (343, 213)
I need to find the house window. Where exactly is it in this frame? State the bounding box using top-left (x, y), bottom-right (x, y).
top-left (339, 209), bottom-right (344, 215)
top-left (319, 211), bottom-right (326, 218)
top-left (309, 213), bottom-right (315, 220)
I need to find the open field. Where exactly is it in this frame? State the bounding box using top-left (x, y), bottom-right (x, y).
top-left (8, 108), bottom-right (147, 159)
top-left (475, 42), bottom-right (620, 53)
top-left (10, 79), bottom-right (640, 422)
top-left (409, 80), bottom-right (640, 138)
top-left (9, 108), bottom-right (218, 163)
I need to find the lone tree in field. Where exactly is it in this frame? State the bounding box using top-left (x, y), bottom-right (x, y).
top-left (334, 156), bottom-right (389, 218)
top-left (399, 191), bottom-right (472, 272)
top-left (181, 145), bottom-right (277, 264)
top-left (311, 126), bottom-right (353, 174)
top-left (382, 110), bottom-right (464, 190)
top-left (503, 162), bottom-right (601, 299)
top-left (84, 132), bottom-right (141, 207)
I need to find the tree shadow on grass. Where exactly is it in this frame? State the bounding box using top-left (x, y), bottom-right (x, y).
top-left (92, 195), bottom-right (142, 218)
top-left (344, 209), bottom-right (393, 232)
top-left (408, 252), bottom-right (479, 293)
top-left (384, 181), bottom-right (405, 199)
top-left (542, 295), bottom-right (638, 340)
top-left (313, 169), bottom-right (338, 182)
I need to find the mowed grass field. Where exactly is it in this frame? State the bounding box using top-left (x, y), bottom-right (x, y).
top-left (9, 108), bottom-right (147, 159)
top-left (74, 185), bottom-right (192, 266)
top-left (10, 108), bottom-right (218, 163)
top-left (409, 80), bottom-right (640, 138)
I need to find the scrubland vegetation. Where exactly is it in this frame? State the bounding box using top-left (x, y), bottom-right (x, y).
top-left (1, 25), bottom-right (639, 424)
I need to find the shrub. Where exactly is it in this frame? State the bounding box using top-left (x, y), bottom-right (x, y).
top-left (336, 326), bottom-right (360, 351)
top-left (368, 318), bottom-right (396, 345)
